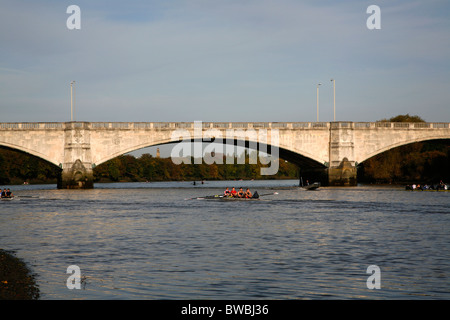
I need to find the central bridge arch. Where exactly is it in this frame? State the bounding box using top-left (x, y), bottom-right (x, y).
top-left (90, 123), bottom-right (329, 171)
top-left (93, 136), bottom-right (327, 171)
top-left (92, 136), bottom-right (329, 185)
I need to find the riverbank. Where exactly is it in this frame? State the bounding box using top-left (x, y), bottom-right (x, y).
top-left (0, 249), bottom-right (40, 300)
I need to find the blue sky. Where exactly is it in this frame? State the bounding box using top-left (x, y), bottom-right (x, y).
top-left (1, 0), bottom-right (450, 123)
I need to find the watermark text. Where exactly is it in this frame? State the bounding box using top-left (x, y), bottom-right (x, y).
top-left (170, 121), bottom-right (280, 175)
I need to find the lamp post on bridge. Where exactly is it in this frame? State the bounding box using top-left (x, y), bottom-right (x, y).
top-left (70, 81), bottom-right (75, 121)
top-left (316, 83), bottom-right (322, 122)
top-left (331, 78), bottom-right (335, 121)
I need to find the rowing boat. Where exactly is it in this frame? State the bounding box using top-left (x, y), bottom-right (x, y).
top-left (0, 197), bottom-right (15, 201)
top-left (186, 192), bottom-right (278, 201)
top-left (199, 195), bottom-right (261, 201)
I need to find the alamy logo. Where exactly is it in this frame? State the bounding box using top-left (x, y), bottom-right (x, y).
top-left (366, 265), bottom-right (381, 289)
top-left (66, 5), bottom-right (81, 30)
top-left (366, 5), bottom-right (381, 30)
top-left (66, 265), bottom-right (81, 289)
top-left (170, 121), bottom-right (280, 175)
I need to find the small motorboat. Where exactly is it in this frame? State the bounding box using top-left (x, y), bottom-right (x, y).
top-left (302, 182), bottom-right (320, 191)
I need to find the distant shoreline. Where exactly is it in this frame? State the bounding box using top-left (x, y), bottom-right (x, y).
top-left (2, 178), bottom-right (446, 187)
top-left (3, 176), bottom-right (298, 186)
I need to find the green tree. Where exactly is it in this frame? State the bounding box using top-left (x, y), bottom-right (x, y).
top-left (107, 158), bottom-right (122, 181)
top-left (0, 153), bottom-right (10, 184)
top-left (379, 114), bottom-right (425, 123)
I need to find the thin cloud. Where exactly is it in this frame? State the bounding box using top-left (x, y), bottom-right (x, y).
top-left (0, 0), bottom-right (449, 122)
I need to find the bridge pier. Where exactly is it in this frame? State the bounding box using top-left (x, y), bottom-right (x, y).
top-left (58, 122), bottom-right (94, 189)
top-left (328, 123), bottom-right (358, 186)
top-left (58, 160), bottom-right (94, 189)
top-left (327, 158), bottom-right (357, 186)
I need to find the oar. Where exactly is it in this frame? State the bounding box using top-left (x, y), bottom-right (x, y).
top-left (256, 192), bottom-right (279, 197)
top-left (185, 192), bottom-right (278, 200)
top-left (184, 194), bottom-right (224, 200)
top-left (15, 195), bottom-right (40, 198)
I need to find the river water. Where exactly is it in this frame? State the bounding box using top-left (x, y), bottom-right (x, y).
top-left (0, 180), bottom-right (449, 300)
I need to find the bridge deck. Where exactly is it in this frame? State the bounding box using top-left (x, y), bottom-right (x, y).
top-left (1, 121), bottom-right (449, 130)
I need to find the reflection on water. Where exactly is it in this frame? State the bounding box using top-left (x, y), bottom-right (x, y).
top-left (0, 180), bottom-right (449, 299)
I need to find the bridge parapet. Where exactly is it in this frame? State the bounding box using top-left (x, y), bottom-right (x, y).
top-left (88, 121), bottom-right (331, 130)
top-left (2, 121), bottom-right (448, 131)
top-left (353, 122), bottom-right (450, 129)
top-left (87, 121), bottom-right (450, 130)
top-left (0, 122), bottom-right (64, 130)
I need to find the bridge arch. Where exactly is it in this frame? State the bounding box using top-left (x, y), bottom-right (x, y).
top-left (0, 141), bottom-right (60, 167)
top-left (358, 135), bottom-right (450, 164)
top-left (93, 137), bottom-right (326, 170)
top-left (0, 144), bottom-right (63, 186)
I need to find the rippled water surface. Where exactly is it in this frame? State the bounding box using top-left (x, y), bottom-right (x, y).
top-left (1, 180), bottom-right (449, 299)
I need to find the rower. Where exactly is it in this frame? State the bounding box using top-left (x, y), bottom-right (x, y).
top-left (1, 189), bottom-right (6, 198)
top-left (224, 187), bottom-right (231, 197)
top-left (245, 188), bottom-right (252, 198)
top-left (237, 187), bottom-right (244, 198)
top-left (230, 187), bottom-right (237, 197)
top-left (6, 188), bottom-right (13, 198)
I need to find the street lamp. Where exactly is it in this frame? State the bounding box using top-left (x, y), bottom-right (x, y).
top-left (316, 83), bottom-right (322, 122)
top-left (70, 81), bottom-right (75, 121)
top-left (330, 79), bottom-right (335, 121)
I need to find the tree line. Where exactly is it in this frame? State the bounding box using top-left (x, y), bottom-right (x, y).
top-left (0, 148), bottom-right (61, 185)
top-left (0, 149), bottom-right (299, 185)
top-left (93, 153), bottom-right (299, 183)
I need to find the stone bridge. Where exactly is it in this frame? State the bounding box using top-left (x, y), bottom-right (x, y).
top-left (0, 121), bottom-right (449, 188)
